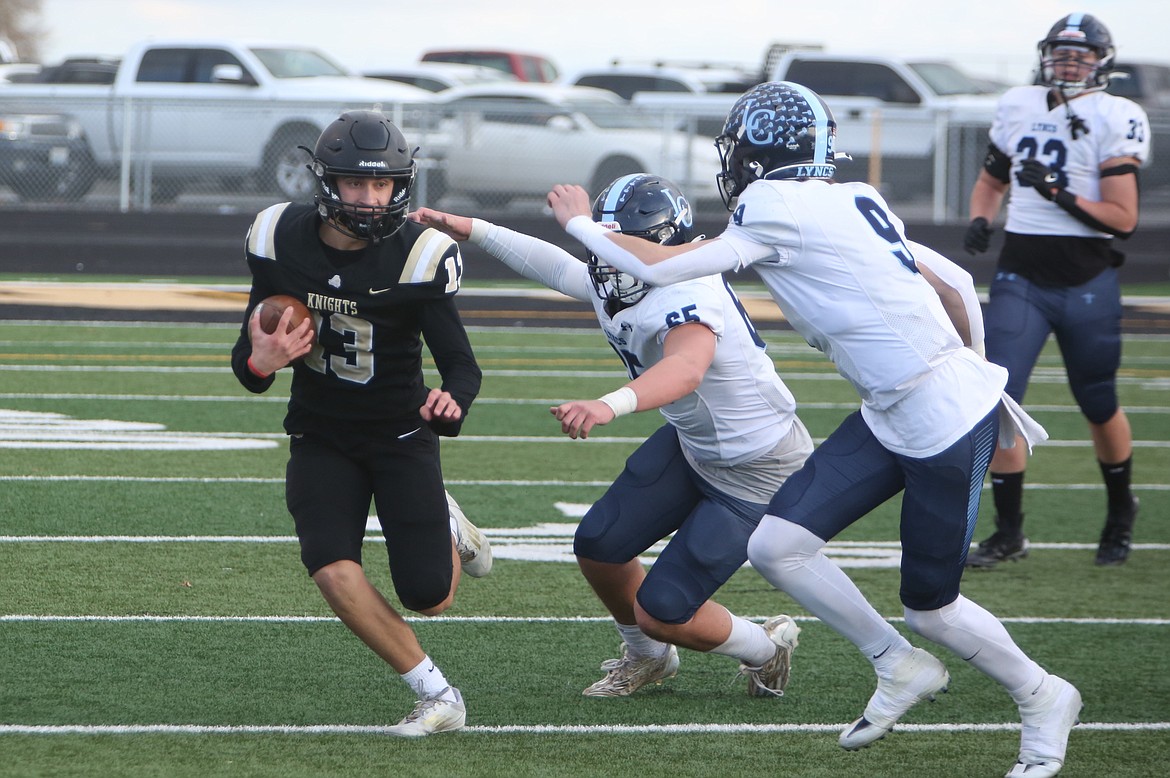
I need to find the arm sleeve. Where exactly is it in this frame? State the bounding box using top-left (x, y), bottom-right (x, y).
top-left (419, 295), bottom-right (483, 437)
top-left (566, 216), bottom-right (747, 286)
top-left (470, 219), bottom-right (595, 301)
top-left (908, 241), bottom-right (986, 357)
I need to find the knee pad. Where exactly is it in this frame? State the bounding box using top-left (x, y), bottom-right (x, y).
top-left (635, 575), bottom-right (697, 625)
top-left (1070, 375), bottom-right (1118, 425)
top-left (746, 517), bottom-right (823, 586)
top-left (903, 603), bottom-right (953, 642)
top-left (573, 501), bottom-right (624, 562)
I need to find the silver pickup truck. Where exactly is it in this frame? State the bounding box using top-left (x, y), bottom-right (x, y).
top-left (0, 39), bottom-right (432, 204)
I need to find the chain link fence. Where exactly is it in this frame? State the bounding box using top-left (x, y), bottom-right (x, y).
top-left (2, 97), bottom-right (1166, 224)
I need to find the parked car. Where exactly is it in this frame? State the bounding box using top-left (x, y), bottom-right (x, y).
top-left (0, 39), bottom-right (434, 203)
top-left (420, 49), bottom-right (558, 83)
top-left (364, 62), bottom-right (512, 92)
top-left (427, 83), bottom-right (720, 209)
top-left (1107, 61), bottom-right (1170, 109)
top-left (563, 63), bottom-right (758, 100)
top-left (30, 57), bottom-right (121, 84)
top-left (0, 112), bottom-right (96, 201)
top-left (0, 62), bottom-right (42, 84)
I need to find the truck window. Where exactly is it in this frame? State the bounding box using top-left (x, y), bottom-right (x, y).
top-left (785, 60), bottom-right (921, 104)
top-left (136, 49), bottom-right (190, 82)
top-left (520, 56), bottom-right (558, 83)
top-left (134, 48), bottom-right (249, 84)
top-left (191, 49), bottom-right (251, 84)
top-left (577, 73), bottom-right (669, 98)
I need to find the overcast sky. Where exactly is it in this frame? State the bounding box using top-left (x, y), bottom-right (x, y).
top-left (30, 0), bottom-right (1168, 85)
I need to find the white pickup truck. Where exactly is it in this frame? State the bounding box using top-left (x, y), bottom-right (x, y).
top-left (631, 51), bottom-right (1000, 200)
top-left (0, 39), bottom-right (433, 203)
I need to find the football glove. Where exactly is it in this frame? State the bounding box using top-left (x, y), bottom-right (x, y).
top-left (1017, 158), bottom-right (1059, 200)
top-left (963, 217), bottom-right (993, 255)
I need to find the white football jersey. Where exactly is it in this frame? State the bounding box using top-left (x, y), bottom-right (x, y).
top-left (583, 179), bottom-right (1008, 457)
top-left (990, 85), bottom-right (1150, 237)
top-left (594, 275), bottom-right (797, 468)
top-left (470, 220), bottom-right (797, 469)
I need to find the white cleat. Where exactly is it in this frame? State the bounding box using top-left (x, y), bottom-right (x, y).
top-left (448, 491), bottom-right (492, 578)
top-left (386, 687), bottom-right (466, 737)
top-left (583, 643), bottom-right (679, 697)
top-left (1005, 674), bottom-right (1082, 778)
top-left (839, 647), bottom-right (950, 750)
top-left (739, 615), bottom-right (801, 697)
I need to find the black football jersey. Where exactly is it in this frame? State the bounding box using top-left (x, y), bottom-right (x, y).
top-left (231, 203), bottom-right (481, 434)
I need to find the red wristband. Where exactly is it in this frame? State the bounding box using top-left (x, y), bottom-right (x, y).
top-left (247, 356), bottom-right (272, 378)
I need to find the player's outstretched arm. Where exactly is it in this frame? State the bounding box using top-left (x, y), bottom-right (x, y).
top-left (409, 208), bottom-right (473, 241)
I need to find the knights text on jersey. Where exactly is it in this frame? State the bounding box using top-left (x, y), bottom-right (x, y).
top-left (990, 85), bottom-right (1150, 237)
top-left (592, 275), bottom-right (797, 466)
top-left (237, 203), bottom-right (481, 427)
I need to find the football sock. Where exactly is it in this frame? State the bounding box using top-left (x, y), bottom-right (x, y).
top-left (749, 517), bottom-right (909, 654)
top-left (615, 621), bottom-right (669, 659)
top-left (401, 655), bottom-right (451, 700)
top-left (989, 471), bottom-right (1025, 532)
top-left (904, 596), bottom-right (1043, 692)
top-left (710, 614), bottom-right (777, 666)
top-left (1099, 456), bottom-right (1134, 513)
top-left (859, 634), bottom-right (914, 675)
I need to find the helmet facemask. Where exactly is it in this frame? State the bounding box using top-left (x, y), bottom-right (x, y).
top-left (1036, 13), bottom-right (1116, 99)
top-left (1039, 43), bottom-right (1112, 97)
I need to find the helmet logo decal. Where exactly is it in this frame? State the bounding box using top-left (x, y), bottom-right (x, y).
top-left (742, 97), bottom-right (788, 147)
top-left (661, 187), bottom-right (693, 229)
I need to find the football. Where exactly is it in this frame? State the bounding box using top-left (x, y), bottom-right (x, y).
top-left (252, 295), bottom-right (315, 344)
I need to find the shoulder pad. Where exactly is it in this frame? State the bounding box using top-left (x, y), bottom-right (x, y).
top-left (399, 228), bottom-right (461, 288)
top-left (246, 203), bottom-right (293, 261)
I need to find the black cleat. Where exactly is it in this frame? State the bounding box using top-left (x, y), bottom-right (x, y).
top-left (1096, 498), bottom-right (1138, 566)
top-left (966, 528), bottom-right (1029, 569)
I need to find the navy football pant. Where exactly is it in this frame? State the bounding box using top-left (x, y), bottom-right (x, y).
top-left (574, 424), bottom-right (768, 624)
top-left (985, 267), bottom-right (1122, 424)
top-left (766, 408), bottom-right (998, 611)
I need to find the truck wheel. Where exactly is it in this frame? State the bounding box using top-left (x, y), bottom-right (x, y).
top-left (589, 156), bottom-right (641, 197)
top-left (10, 148), bottom-right (97, 202)
top-left (263, 125), bottom-right (319, 202)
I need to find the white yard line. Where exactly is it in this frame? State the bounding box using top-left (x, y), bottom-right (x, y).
top-left (3, 614), bottom-right (1167, 625)
top-left (0, 721), bottom-right (1166, 736)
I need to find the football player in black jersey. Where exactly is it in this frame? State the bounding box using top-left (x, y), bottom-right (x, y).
top-left (230, 110), bottom-right (484, 737)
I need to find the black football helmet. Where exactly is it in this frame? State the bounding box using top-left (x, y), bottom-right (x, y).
top-left (588, 173), bottom-right (695, 311)
top-left (1037, 13), bottom-right (1115, 96)
top-left (715, 81), bottom-right (837, 209)
top-left (308, 110), bottom-right (416, 242)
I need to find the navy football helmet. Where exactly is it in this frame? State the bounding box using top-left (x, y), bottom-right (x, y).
top-left (1037, 13), bottom-right (1115, 96)
top-left (715, 81), bottom-right (837, 209)
top-left (588, 173), bottom-right (695, 311)
top-left (308, 110), bottom-right (416, 242)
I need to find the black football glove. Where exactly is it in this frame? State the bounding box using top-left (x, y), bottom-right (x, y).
top-left (1017, 158), bottom-right (1059, 200)
top-left (963, 217), bottom-right (993, 255)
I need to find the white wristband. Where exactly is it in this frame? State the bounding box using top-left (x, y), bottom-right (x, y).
top-left (597, 386), bottom-right (638, 418)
